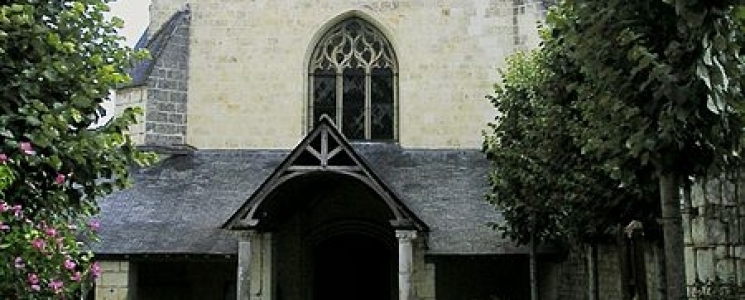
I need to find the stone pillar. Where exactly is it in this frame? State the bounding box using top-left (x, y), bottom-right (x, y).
top-left (237, 231), bottom-right (253, 300)
top-left (397, 230), bottom-right (417, 300)
top-left (94, 261), bottom-right (137, 300)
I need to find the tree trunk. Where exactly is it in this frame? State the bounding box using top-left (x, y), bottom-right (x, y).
top-left (530, 233), bottom-right (540, 300)
top-left (587, 243), bottom-right (598, 300)
top-left (659, 174), bottom-right (687, 300)
top-left (656, 242), bottom-right (668, 300)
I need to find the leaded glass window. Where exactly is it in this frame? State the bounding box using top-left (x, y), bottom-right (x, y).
top-left (309, 18), bottom-right (397, 141)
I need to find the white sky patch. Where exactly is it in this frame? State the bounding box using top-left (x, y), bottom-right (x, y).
top-left (109, 0), bottom-right (151, 47)
top-left (98, 0), bottom-right (151, 126)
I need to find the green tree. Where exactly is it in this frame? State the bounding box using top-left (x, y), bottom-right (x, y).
top-left (0, 1), bottom-right (154, 298)
top-left (486, 1), bottom-right (745, 299)
top-left (484, 14), bottom-right (659, 298)
top-left (485, 27), bottom-right (658, 250)
top-left (560, 1), bottom-right (745, 298)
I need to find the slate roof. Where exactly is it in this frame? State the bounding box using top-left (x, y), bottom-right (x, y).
top-left (93, 145), bottom-right (527, 256)
top-left (120, 8), bottom-right (190, 87)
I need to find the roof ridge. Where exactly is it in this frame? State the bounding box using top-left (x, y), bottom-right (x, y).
top-left (120, 6), bottom-right (191, 88)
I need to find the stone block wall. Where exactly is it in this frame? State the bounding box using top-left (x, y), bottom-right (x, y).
top-left (553, 243), bottom-right (662, 300)
top-left (412, 238), bottom-right (436, 300)
top-left (685, 175), bottom-right (745, 296)
top-left (513, 0), bottom-right (546, 51)
top-left (248, 233), bottom-right (273, 300)
top-left (555, 247), bottom-right (589, 300)
top-left (116, 7), bottom-right (190, 148)
top-left (114, 87), bottom-right (147, 145)
top-left (596, 244), bottom-right (624, 299)
top-left (644, 244), bottom-right (665, 300)
top-left (94, 261), bottom-right (137, 300)
top-left (143, 11), bottom-right (190, 146)
top-left (145, 0), bottom-right (544, 149)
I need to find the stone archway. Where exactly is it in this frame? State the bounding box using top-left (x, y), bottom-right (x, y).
top-left (312, 232), bottom-right (395, 300)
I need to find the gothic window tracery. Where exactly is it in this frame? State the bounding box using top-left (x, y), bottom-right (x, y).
top-left (309, 18), bottom-right (397, 141)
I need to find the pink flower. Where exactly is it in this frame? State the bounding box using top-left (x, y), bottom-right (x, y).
top-left (88, 220), bottom-right (100, 231)
top-left (54, 173), bottom-right (66, 185)
top-left (90, 262), bottom-right (102, 279)
top-left (0, 201), bottom-right (7, 212)
top-left (27, 273), bottom-right (39, 285)
top-left (30, 284), bottom-right (40, 292)
top-left (31, 238), bottom-right (46, 250)
top-left (0, 153), bottom-right (7, 163)
top-left (0, 223), bottom-right (9, 231)
top-left (64, 259), bottom-right (76, 270)
top-left (45, 227), bottom-right (57, 237)
top-left (12, 206), bottom-right (23, 220)
top-left (71, 271), bottom-right (82, 282)
top-left (14, 257), bottom-right (25, 269)
top-left (19, 142), bottom-right (35, 155)
top-left (49, 280), bottom-right (63, 294)
top-left (12, 204), bottom-right (22, 218)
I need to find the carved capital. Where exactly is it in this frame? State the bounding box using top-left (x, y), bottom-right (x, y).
top-left (395, 230), bottom-right (417, 242)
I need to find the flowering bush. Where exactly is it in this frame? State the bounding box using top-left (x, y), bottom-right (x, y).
top-left (0, 200), bottom-right (99, 297)
top-left (0, 1), bottom-right (155, 298)
top-left (0, 140), bottom-right (149, 299)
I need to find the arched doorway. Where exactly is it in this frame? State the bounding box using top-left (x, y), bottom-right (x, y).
top-left (312, 233), bottom-right (394, 300)
top-left (223, 119), bottom-right (428, 300)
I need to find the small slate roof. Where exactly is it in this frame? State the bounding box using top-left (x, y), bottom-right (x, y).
top-left (121, 8), bottom-right (189, 87)
top-left (94, 145), bottom-right (527, 256)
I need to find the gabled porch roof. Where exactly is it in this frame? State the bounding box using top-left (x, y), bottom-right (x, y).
top-left (222, 117), bottom-right (427, 232)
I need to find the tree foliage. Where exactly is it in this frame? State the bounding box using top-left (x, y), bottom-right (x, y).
top-left (0, 1), bottom-right (154, 298)
top-left (486, 1), bottom-right (745, 298)
top-left (565, 0), bottom-right (745, 180)
top-left (484, 19), bottom-right (658, 248)
top-left (560, 1), bottom-right (745, 298)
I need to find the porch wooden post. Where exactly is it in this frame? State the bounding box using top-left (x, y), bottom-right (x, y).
top-left (237, 231), bottom-right (254, 300)
top-left (396, 230), bottom-right (417, 300)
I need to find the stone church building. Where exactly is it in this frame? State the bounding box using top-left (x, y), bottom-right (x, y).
top-left (94, 1), bottom-right (745, 300)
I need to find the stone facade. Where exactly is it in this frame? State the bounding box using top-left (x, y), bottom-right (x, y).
top-left (553, 243), bottom-right (664, 300)
top-left (95, 261), bottom-right (137, 300)
top-left (142, 10), bottom-right (189, 147)
top-left (411, 238), bottom-right (436, 300)
top-left (685, 175), bottom-right (745, 296)
top-left (108, 1), bottom-right (745, 299)
top-left (115, 8), bottom-right (190, 148)
top-left (129, 0), bottom-right (545, 149)
top-left (105, 1), bottom-right (578, 300)
top-left (114, 87), bottom-right (147, 145)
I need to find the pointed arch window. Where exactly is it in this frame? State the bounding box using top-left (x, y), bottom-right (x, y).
top-left (309, 18), bottom-right (398, 141)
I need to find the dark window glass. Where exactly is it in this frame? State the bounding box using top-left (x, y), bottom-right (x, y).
top-left (312, 70), bottom-right (336, 123)
top-left (309, 18), bottom-right (398, 141)
top-left (370, 68), bottom-right (394, 140)
top-left (342, 68), bottom-right (365, 140)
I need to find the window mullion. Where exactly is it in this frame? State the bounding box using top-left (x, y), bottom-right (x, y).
top-left (308, 75), bottom-right (314, 130)
top-left (394, 72), bottom-right (399, 140)
top-left (335, 70), bottom-right (344, 132)
top-left (365, 68), bottom-right (372, 139)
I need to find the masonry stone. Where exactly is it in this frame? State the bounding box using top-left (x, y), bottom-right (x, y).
top-left (135, 0), bottom-right (544, 149)
top-left (95, 261), bottom-right (136, 300)
top-left (685, 174), bottom-right (745, 291)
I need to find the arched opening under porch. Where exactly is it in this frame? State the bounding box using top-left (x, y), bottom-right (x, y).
top-left (267, 172), bottom-right (399, 300)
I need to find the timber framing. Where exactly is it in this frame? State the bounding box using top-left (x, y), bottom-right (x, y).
top-left (222, 116), bottom-right (428, 232)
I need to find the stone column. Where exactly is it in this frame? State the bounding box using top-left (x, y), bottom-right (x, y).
top-left (237, 231), bottom-right (254, 300)
top-left (396, 230), bottom-right (417, 300)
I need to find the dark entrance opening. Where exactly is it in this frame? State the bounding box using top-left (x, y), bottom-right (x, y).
top-left (313, 233), bottom-right (394, 300)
